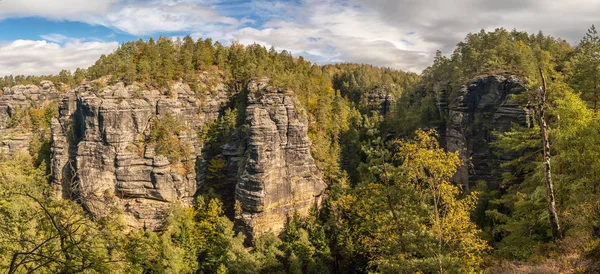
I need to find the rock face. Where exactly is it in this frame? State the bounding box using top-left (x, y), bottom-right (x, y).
top-left (51, 77), bottom-right (325, 236)
top-left (223, 79), bottom-right (326, 238)
top-left (0, 81), bottom-right (59, 155)
top-left (0, 80), bottom-right (60, 129)
top-left (438, 73), bottom-right (532, 189)
top-left (51, 79), bottom-right (231, 229)
top-left (363, 85), bottom-right (396, 115)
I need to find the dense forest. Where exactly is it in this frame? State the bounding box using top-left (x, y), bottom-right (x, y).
top-left (1, 25), bottom-right (600, 273)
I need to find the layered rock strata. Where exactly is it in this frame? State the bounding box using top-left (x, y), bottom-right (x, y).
top-left (51, 80), bottom-right (230, 229)
top-left (224, 79), bottom-right (326, 238)
top-left (438, 73), bottom-right (532, 189)
top-left (0, 81), bottom-right (59, 155)
top-left (51, 76), bottom-right (326, 236)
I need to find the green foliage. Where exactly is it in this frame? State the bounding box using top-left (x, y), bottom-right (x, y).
top-left (2, 101), bottom-right (58, 174)
top-left (0, 73), bottom-right (79, 89)
top-left (281, 212), bottom-right (333, 274)
top-left (149, 114), bottom-right (191, 165)
top-left (486, 27), bottom-right (600, 262)
top-left (82, 37), bottom-right (367, 188)
top-left (328, 63), bottom-right (420, 112)
top-left (0, 152), bottom-right (120, 273)
top-left (349, 129), bottom-right (488, 272)
top-left (8, 26), bottom-right (600, 272)
top-left (389, 28), bottom-right (573, 138)
top-left (571, 24), bottom-right (600, 110)
top-left (201, 108), bottom-right (238, 157)
top-left (207, 156), bottom-right (227, 180)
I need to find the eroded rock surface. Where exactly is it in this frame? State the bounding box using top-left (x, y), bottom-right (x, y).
top-left (438, 73), bottom-right (532, 189)
top-left (366, 85), bottom-right (396, 115)
top-left (224, 79), bottom-right (326, 238)
top-left (51, 77), bottom-right (325, 236)
top-left (51, 79), bottom-right (230, 229)
top-left (0, 81), bottom-right (59, 155)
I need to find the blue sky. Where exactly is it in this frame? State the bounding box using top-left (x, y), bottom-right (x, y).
top-left (0, 0), bottom-right (598, 76)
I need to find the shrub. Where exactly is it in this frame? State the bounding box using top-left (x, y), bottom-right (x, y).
top-left (149, 114), bottom-right (191, 164)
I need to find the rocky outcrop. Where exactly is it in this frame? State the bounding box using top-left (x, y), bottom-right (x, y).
top-left (51, 78), bottom-right (231, 229)
top-left (0, 81), bottom-right (59, 155)
top-left (438, 73), bottom-right (531, 189)
top-left (366, 85), bottom-right (396, 115)
top-left (51, 76), bottom-right (325, 236)
top-left (223, 79), bottom-right (326, 238)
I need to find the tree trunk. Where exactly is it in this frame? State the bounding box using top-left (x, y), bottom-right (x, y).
top-left (537, 68), bottom-right (564, 240)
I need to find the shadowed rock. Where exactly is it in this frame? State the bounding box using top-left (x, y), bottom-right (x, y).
top-left (437, 73), bottom-right (532, 189)
top-left (51, 76), bottom-right (325, 237)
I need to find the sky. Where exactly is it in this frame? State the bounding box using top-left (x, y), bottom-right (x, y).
top-left (0, 0), bottom-right (598, 76)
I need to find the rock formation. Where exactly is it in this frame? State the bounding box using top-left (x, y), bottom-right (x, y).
top-left (365, 85), bottom-right (396, 115)
top-left (50, 76), bottom-right (325, 236)
top-left (224, 79), bottom-right (326, 238)
top-left (51, 78), bottom-right (231, 229)
top-left (437, 73), bottom-right (532, 189)
top-left (0, 80), bottom-right (59, 155)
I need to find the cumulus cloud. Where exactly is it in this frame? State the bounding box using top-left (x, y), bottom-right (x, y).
top-left (356, 0), bottom-right (600, 53)
top-left (0, 0), bottom-right (246, 36)
top-left (230, 0), bottom-right (438, 72)
top-left (0, 39), bottom-right (118, 76)
top-left (39, 34), bottom-right (69, 43)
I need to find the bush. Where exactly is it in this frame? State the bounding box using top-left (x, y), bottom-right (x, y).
top-left (149, 114), bottom-right (191, 164)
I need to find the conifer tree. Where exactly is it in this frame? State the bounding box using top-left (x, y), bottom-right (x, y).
top-left (572, 25), bottom-right (600, 111)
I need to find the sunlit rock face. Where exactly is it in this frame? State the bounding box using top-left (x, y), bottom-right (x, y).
top-left (231, 79), bottom-right (326, 238)
top-left (51, 77), bottom-right (325, 237)
top-left (0, 80), bottom-right (60, 155)
top-left (51, 79), bottom-right (230, 229)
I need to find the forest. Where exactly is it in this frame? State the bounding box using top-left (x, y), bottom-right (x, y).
top-left (1, 25), bottom-right (600, 273)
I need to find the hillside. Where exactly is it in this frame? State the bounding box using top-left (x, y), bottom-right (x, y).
top-left (1, 26), bottom-right (600, 273)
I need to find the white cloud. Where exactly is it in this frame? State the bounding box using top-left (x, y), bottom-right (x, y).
top-left (231, 0), bottom-right (438, 72)
top-left (0, 0), bottom-right (244, 36)
top-left (0, 0), bottom-right (119, 20)
top-left (93, 2), bottom-right (242, 36)
top-left (0, 39), bottom-right (118, 76)
top-left (230, 0), bottom-right (600, 72)
top-left (354, 0), bottom-right (600, 52)
top-left (39, 34), bottom-right (69, 43)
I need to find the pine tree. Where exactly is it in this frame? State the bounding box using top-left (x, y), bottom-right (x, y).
top-left (572, 25), bottom-right (600, 111)
top-left (179, 35), bottom-right (196, 81)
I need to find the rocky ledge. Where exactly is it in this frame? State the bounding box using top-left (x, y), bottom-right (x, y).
top-left (0, 80), bottom-right (60, 155)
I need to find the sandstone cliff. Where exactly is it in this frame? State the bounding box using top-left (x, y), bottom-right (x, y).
top-left (437, 73), bottom-right (532, 189)
top-left (223, 79), bottom-right (326, 238)
top-left (0, 80), bottom-right (59, 155)
top-left (51, 78), bottom-right (230, 229)
top-left (50, 76), bottom-right (325, 236)
top-left (365, 85), bottom-right (396, 115)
